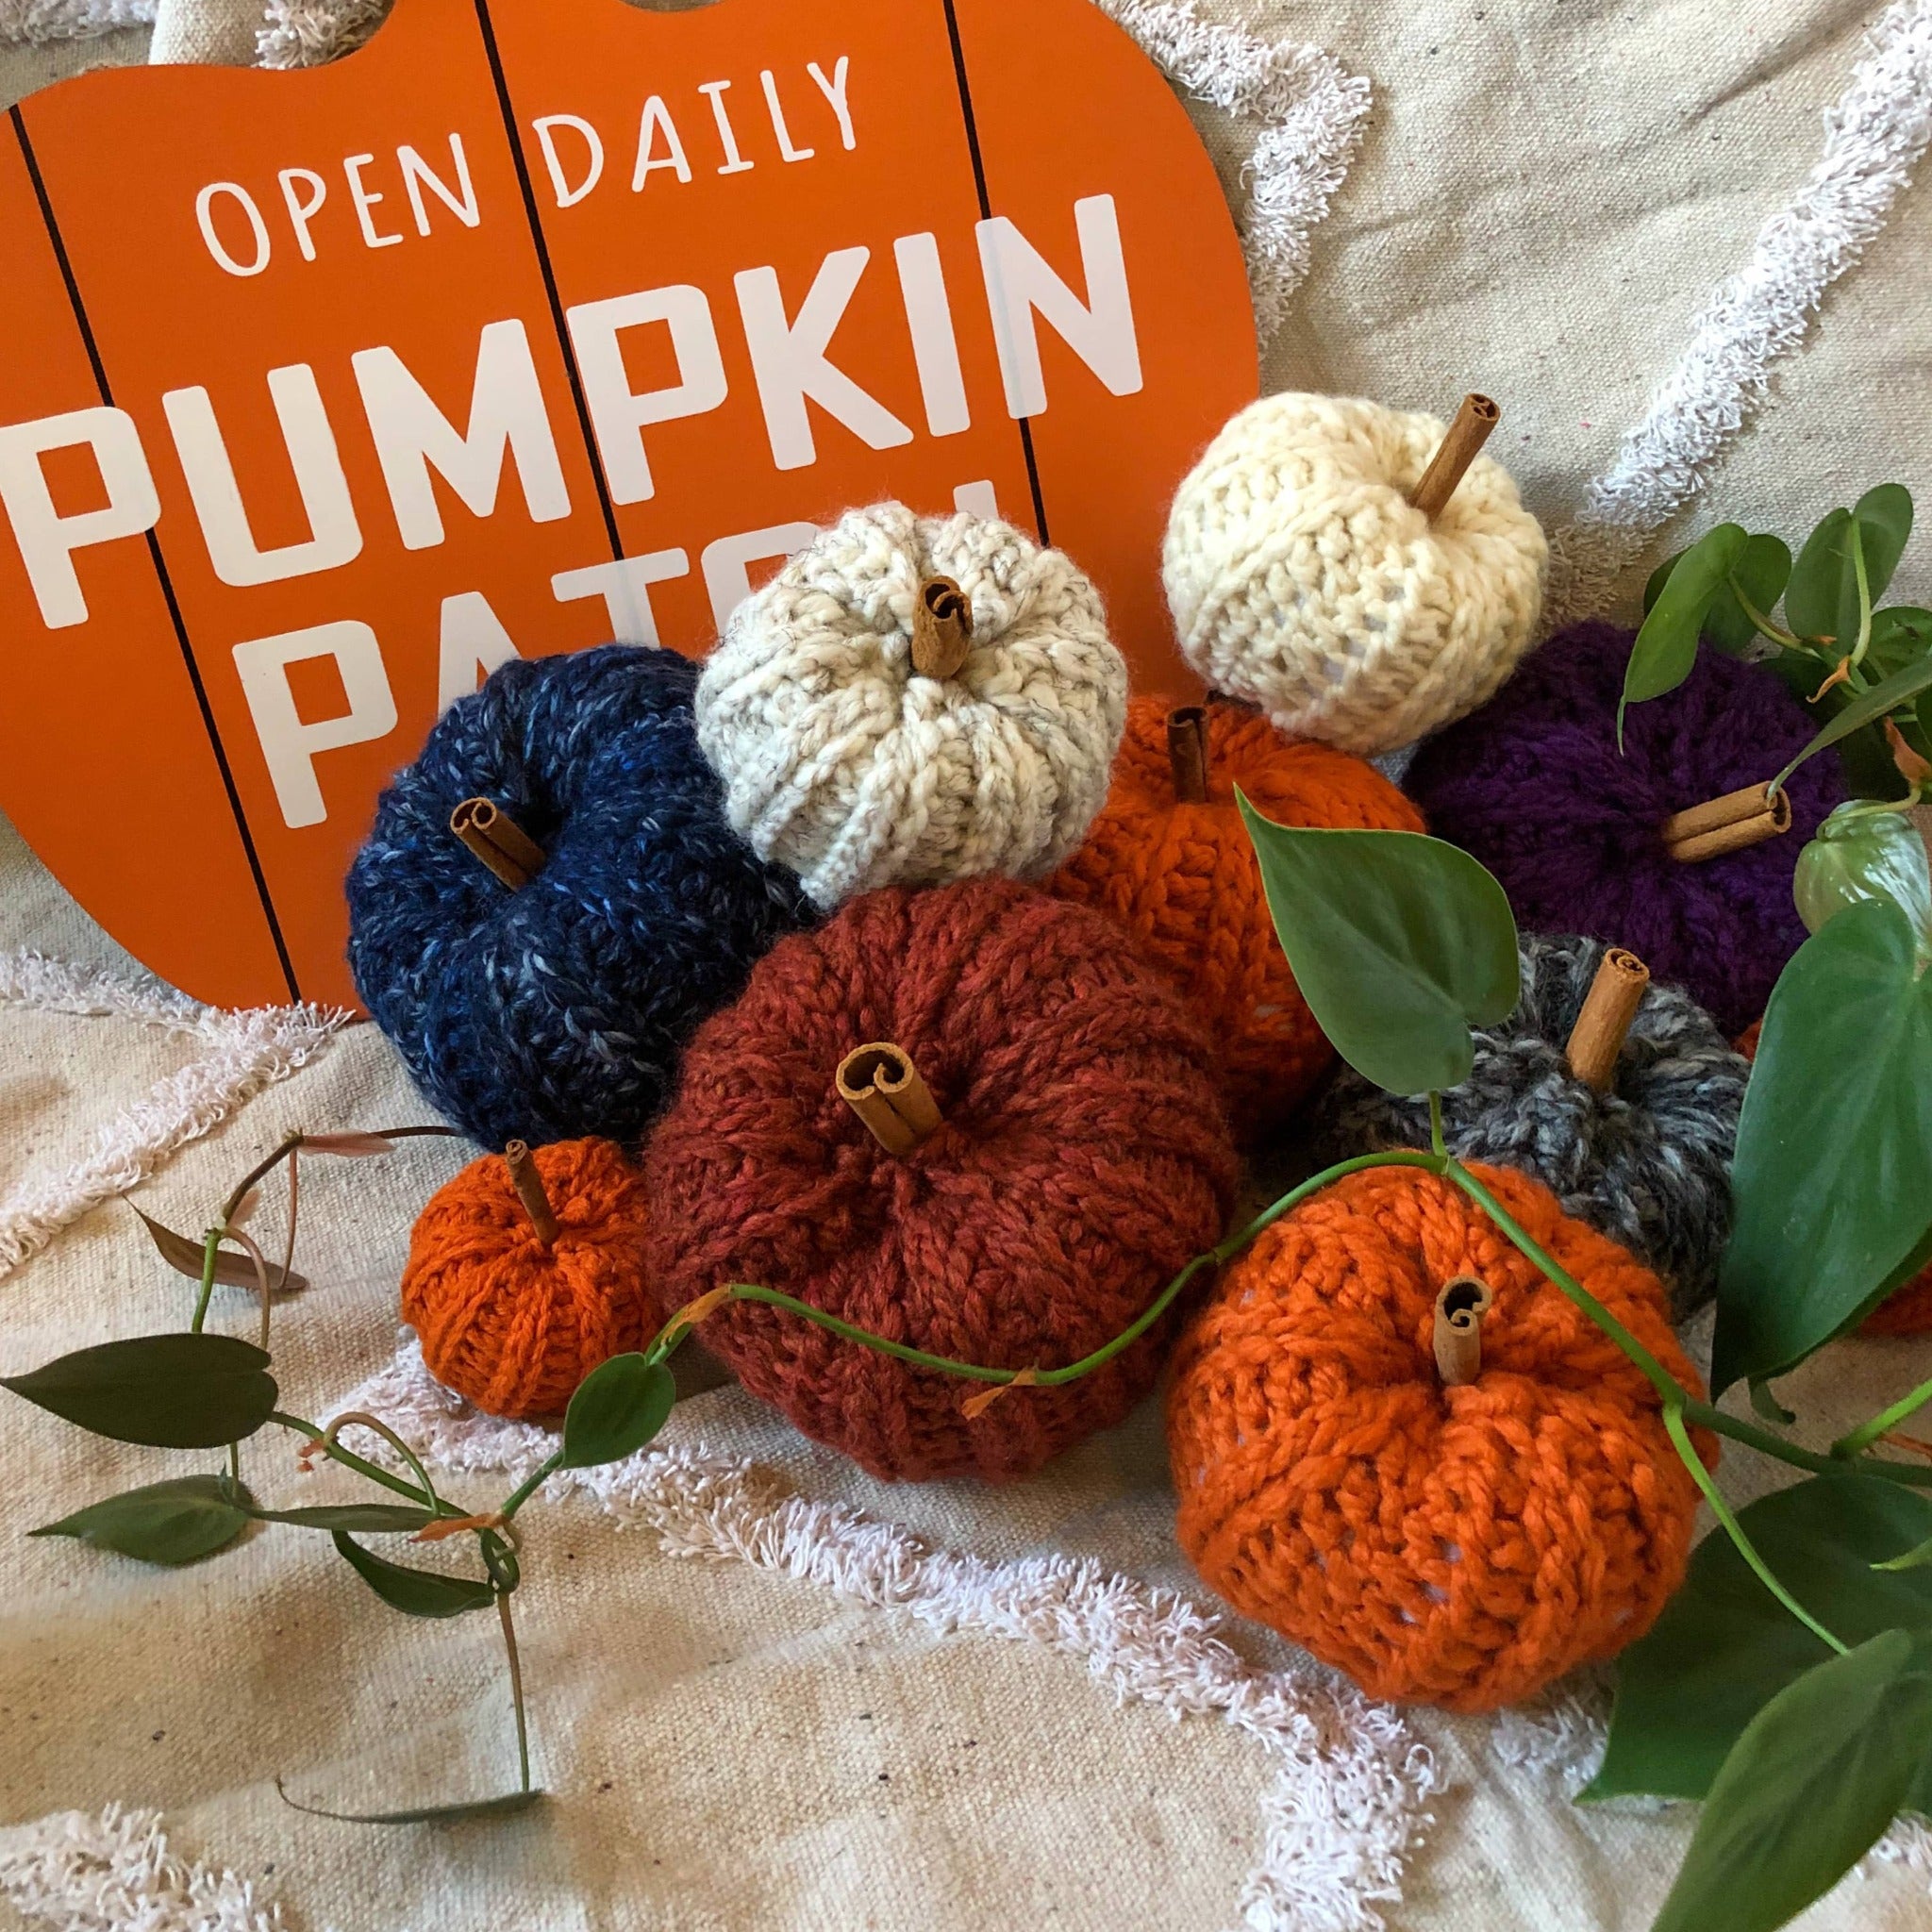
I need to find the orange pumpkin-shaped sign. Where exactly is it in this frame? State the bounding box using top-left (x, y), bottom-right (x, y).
top-left (0, 0), bottom-right (1255, 1009)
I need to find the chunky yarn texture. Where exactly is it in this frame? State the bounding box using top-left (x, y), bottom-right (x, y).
top-left (1048, 695), bottom-right (1422, 1139)
top-left (643, 877), bottom-right (1239, 1483)
top-left (1166, 1163), bottom-right (1713, 1711)
top-left (1405, 622), bottom-right (1846, 1037)
top-left (1162, 392), bottom-right (1547, 757)
top-left (1320, 934), bottom-right (1748, 1319)
top-left (402, 1137), bottom-right (655, 1420)
top-left (347, 646), bottom-right (813, 1150)
top-left (695, 505), bottom-right (1126, 908)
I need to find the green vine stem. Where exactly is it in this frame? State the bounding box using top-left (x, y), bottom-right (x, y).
top-left (1834, 1372), bottom-right (1932, 1460)
top-left (1663, 1403), bottom-right (1848, 1655)
top-left (497, 1591), bottom-right (531, 1794)
top-left (268, 1411), bottom-right (462, 1515)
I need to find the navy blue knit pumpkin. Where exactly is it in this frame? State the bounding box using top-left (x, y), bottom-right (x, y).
top-left (347, 646), bottom-right (814, 1150)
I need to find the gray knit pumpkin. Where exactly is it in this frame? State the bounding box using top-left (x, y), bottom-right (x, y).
top-left (1318, 932), bottom-right (1747, 1320)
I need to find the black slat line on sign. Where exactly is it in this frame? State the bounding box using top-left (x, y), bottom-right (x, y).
top-left (9, 106), bottom-right (302, 1005)
top-left (474, 0), bottom-right (624, 564)
top-left (939, 0), bottom-right (1051, 545)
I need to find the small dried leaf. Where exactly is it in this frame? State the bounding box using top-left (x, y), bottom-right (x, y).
top-left (298, 1132), bottom-right (397, 1157)
top-left (1888, 717), bottom-right (1932, 785)
top-left (228, 1187), bottom-right (261, 1229)
top-left (411, 1512), bottom-right (504, 1544)
top-left (275, 1779), bottom-right (541, 1826)
top-left (659, 1285), bottom-right (734, 1348)
top-left (960, 1367), bottom-right (1039, 1420)
top-left (133, 1209), bottom-right (307, 1296)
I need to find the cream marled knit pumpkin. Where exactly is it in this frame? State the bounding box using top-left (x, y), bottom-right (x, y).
top-left (695, 504), bottom-right (1127, 908)
top-left (1163, 393), bottom-right (1547, 756)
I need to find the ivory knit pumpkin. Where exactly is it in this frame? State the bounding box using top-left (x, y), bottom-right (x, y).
top-left (1047, 695), bottom-right (1424, 1139)
top-left (402, 1138), bottom-right (656, 1421)
top-left (1166, 1162), bottom-right (1713, 1711)
top-left (642, 877), bottom-right (1239, 1483)
top-left (694, 504), bottom-right (1127, 908)
top-left (1320, 934), bottom-right (1748, 1319)
top-left (1162, 393), bottom-right (1547, 756)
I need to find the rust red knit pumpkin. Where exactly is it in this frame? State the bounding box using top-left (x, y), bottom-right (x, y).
top-left (1046, 695), bottom-right (1423, 1138)
top-left (402, 1137), bottom-right (655, 1420)
top-left (642, 877), bottom-right (1240, 1482)
top-left (1166, 1162), bottom-right (1715, 1711)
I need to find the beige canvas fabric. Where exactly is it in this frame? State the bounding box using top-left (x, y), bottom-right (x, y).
top-left (7, 1), bottom-right (1932, 1926)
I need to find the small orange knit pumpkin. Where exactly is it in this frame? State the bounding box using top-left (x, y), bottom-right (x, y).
top-left (1047, 695), bottom-right (1423, 1138)
top-left (1166, 1162), bottom-right (1715, 1711)
top-left (1735, 1017), bottom-right (1932, 1334)
top-left (401, 1137), bottom-right (655, 1420)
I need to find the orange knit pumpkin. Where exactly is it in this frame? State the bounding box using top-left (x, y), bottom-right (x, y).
top-left (1047, 695), bottom-right (1423, 1138)
top-left (1166, 1162), bottom-right (1715, 1711)
top-left (401, 1137), bottom-right (656, 1420)
top-left (1735, 1017), bottom-right (1932, 1334)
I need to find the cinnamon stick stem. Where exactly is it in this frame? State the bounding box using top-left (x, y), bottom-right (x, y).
top-left (450, 798), bottom-right (546, 891)
top-left (1659, 783), bottom-right (1793, 863)
top-left (910, 575), bottom-right (973, 680)
top-left (1433, 1275), bottom-right (1493, 1387)
top-left (1409, 393), bottom-right (1500, 519)
top-left (837, 1042), bottom-right (943, 1157)
top-left (503, 1140), bottom-right (559, 1245)
top-left (1167, 707), bottom-right (1208, 803)
top-left (1564, 948), bottom-right (1651, 1092)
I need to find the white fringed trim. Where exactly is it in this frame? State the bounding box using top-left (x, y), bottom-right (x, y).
top-left (0, 950), bottom-right (346, 1274)
top-left (256, 0), bottom-right (385, 68)
top-left (1094, 0), bottom-right (1370, 341)
top-left (1546, 0), bottom-right (1932, 624)
top-left (0, 1805), bottom-right (288, 1932)
top-left (336, 1338), bottom-right (1440, 1932)
top-left (0, 0), bottom-right (150, 42)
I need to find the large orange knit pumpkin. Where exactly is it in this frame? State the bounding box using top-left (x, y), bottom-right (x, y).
top-left (1166, 1162), bottom-right (1715, 1711)
top-left (401, 1137), bottom-right (655, 1420)
top-left (1047, 695), bottom-right (1422, 1138)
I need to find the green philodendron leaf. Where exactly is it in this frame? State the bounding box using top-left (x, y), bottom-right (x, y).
top-left (275, 1779), bottom-right (542, 1825)
top-left (1714, 900), bottom-right (1932, 1391)
top-left (1761, 647), bottom-right (1910, 801)
top-left (1237, 808), bottom-right (1520, 1097)
top-left (1587, 1475), bottom-right (1932, 1808)
top-left (1643, 550), bottom-right (1686, 615)
top-left (1786, 508), bottom-right (1856, 644)
top-left (249, 1503), bottom-right (437, 1533)
top-left (1786, 491), bottom-right (1914, 653)
top-left (1771, 653), bottom-right (1932, 793)
top-left (1651, 1630), bottom-right (1932, 1932)
top-left (331, 1531), bottom-right (496, 1618)
top-left (1706, 534), bottom-right (1794, 657)
top-left (1793, 803), bottom-right (1932, 956)
top-left (1856, 485), bottom-right (1916, 604)
top-left (1623, 525), bottom-right (1749, 729)
top-left (1865, 607), bottom-right (1932, 680)
top-left (558, 1354), bottom-right (676, 1471)
top-left (30, 1474), bottom-right (255, 1566)
top-left (2, 1333), bottom-right (276, 1448)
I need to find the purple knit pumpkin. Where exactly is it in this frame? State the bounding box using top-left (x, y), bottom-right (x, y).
top-left (1405, 620), bottom-right (1845, 1036)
